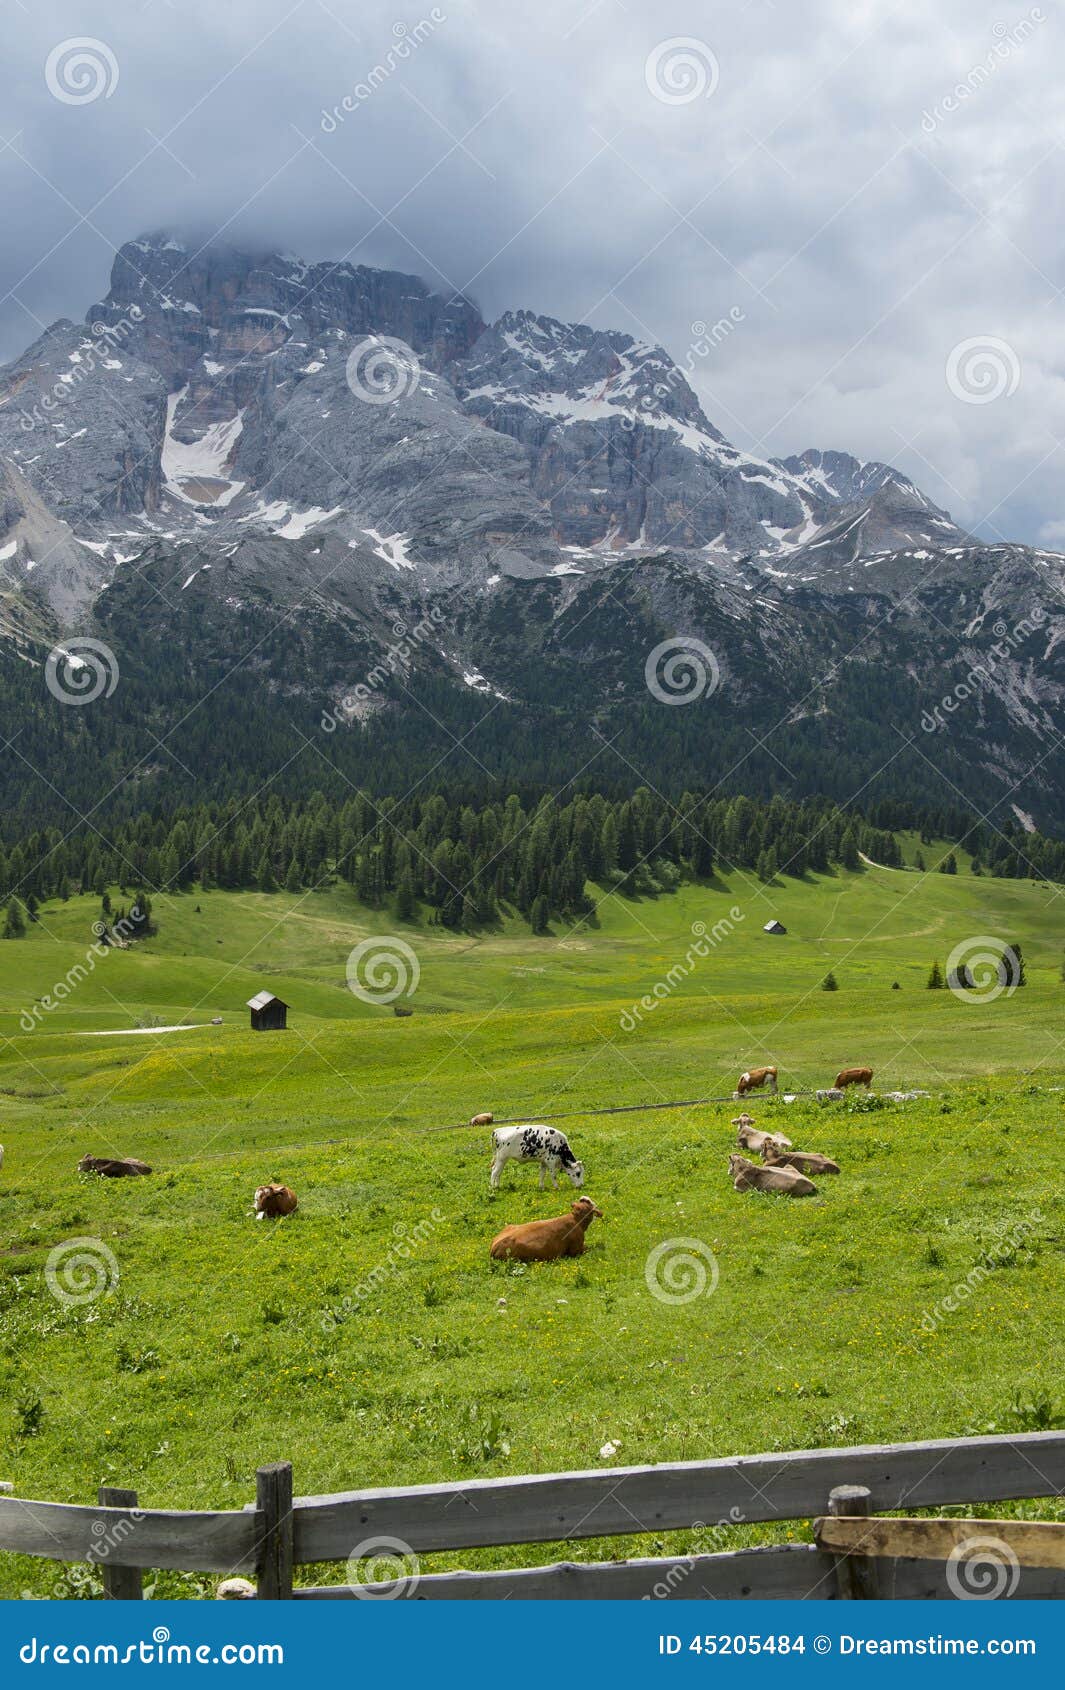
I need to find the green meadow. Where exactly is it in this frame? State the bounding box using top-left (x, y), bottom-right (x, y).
top-left (1, 853), bottom-right (1063, 1596)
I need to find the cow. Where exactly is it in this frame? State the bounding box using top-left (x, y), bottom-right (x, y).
top-left (735, 1065), bottom-right (778, 1098)
top-left (254, 1184), bottom-right (298, 1219)
top-left (761, 1141), bottom-right (840, 1176)
top-left (727, 1153), bottom-right (816, 1197)
top-left (490, 1196), bottom-right (603, 1261)
top-left (816, 1088), bottom-right (845, 1104)
top-left (835, 1066), bottom-right (873, 1090)
top-left (490, 1124), bottom-right (585, 1191)
top-left (735, 1121), bottom-right (793, 1154)
top-left (78, 1155), bottom-right (151, 1177)
top-left (470, 1112), bottom-right (494, 1127)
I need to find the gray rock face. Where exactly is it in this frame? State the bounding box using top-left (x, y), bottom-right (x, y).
top-left (0, 317), bottom-right (166, 524)
top-left (0, 234), bottom-right (976, 616)
top-left (452, 309), bottom-right (813, 552)
top-left (3, 232), bottom-right (1065, 829)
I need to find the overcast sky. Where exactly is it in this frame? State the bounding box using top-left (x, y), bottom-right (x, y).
top-left (3, 0), bottom-right (1064, 543)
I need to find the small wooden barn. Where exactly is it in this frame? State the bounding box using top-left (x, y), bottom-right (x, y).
top-left (247, 991), bottom-right (288, 1032)
top-left (763, 919), bottom-right (787, 935)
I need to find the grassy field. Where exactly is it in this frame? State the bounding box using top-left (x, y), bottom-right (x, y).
top-left (1, 854), bottom-right (1064, 1596)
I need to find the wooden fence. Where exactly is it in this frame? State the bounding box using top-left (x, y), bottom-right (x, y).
top-left (0, 1433), bottom-right (1063, 1600)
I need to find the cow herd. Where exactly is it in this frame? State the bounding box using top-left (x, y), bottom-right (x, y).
top-left (64, 1062), bottom-right (870, 1267)
top-left (734, 1064), bottom-right (873, 1098)
top-left (477, 1064), bottom-right (865, 1259)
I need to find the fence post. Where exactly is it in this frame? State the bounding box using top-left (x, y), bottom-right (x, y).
top-left (827, 1484), bottom-right (880, 1600)
top-left (255, 1463), bottom-right (294, 1599)
top-left (98, 1487), bottom-right (143, 1600)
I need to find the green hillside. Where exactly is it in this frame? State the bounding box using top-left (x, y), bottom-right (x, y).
top-left (1, 861), bottom-right (1063, 1596)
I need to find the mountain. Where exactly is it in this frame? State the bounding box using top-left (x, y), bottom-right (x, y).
top-left (0, 233), bottom-right (1062, 836)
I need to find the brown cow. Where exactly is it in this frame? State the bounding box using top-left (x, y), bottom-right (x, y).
top-left (254, 1184), bottom-right (298, 1219)
top-left (489, 1196), bottom-right (603, 1261)
top-left (735, 1121), bottom-right (793, 1154)
top-left (835, 1066), bottom-right (873, 1090)
top-left (470, 1112), bottom-right (494, 1127)
top-left (78, 1155), bottom-right (151, 1177)
top-left (762, 1141), bottom-right (840, 1176)
top-left (735, 1065), bottom-right (778, 1098)
top-left (727, 1153), bottom-right (816, 1197)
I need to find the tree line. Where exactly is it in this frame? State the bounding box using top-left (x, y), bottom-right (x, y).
top-left (1, 786), bottom-right (1062, 936)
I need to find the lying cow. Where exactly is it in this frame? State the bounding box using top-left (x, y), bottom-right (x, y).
top-left (490, 1124), bottom-right (584, 1191)
top-left (816, 1088), bottom-right (845, 1104)
top-left (735, 1121), bottom-right (793, 1154)
top-left (762, 1141), bottom-right (840, 1176)
top-left (836, 1066), bottom-right (873, 1090)
top-left (735, 1065), bottom-right (778, 1099)
top-left (727, 1153), bottom-right (816, 1197)
top-left (254, 1184), bottom-right (298, 1219)
top-left (469, 1111), bottom-right (494, 1127)
top-left (490, 1196), bottom-right (603, 1261)
top-left (78, 1154), bottom-right (151, 1177)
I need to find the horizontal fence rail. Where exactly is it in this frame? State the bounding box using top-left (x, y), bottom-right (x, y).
top-left (0, 1498), bottom-right (258, 1573)
top-left (290, 1432), bottom-right (1065, 1561)
top-left (0, 1433), bottom-right (1063, 1600)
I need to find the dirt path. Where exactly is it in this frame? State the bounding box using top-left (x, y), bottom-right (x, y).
top-left (76, 1024), bottom-right (214, 1037)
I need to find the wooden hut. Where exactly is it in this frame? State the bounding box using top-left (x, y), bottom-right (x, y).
top-left (247, 991), bottom-right (288, 1032)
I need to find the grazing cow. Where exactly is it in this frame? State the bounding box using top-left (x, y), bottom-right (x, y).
top-left (470, 1112), bottom-right (494, 1127)
top-left (836, 1066), bottom-right (873, 1090)
top-left (254, 1183), bottom-right (298, 1219)
top-left (727, 1153), bottom-right (816, 1197)
top-left (735, 1121), bottom-right (793, 1154)
top-left (762, 1141), bottom-right (841, 1176)
top-left (78, 1155), bottom-right (151, 1177)
top-left (490, 1124), bottom-right (585, 1191)
top-left (490, 1196), bottom-right (603, 1261)
top-left (735, 1065), bottom-right (778, 1099)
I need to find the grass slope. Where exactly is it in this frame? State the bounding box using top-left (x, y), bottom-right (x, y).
top-left (1, 859), bottom-right (1063, 1597)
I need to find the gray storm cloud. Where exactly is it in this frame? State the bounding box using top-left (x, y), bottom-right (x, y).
top-left (2, 0), bottom-right (1063, 543)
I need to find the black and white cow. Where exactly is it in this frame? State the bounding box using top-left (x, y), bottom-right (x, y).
top-left (489, 1124), bottom-right (585, 1191)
